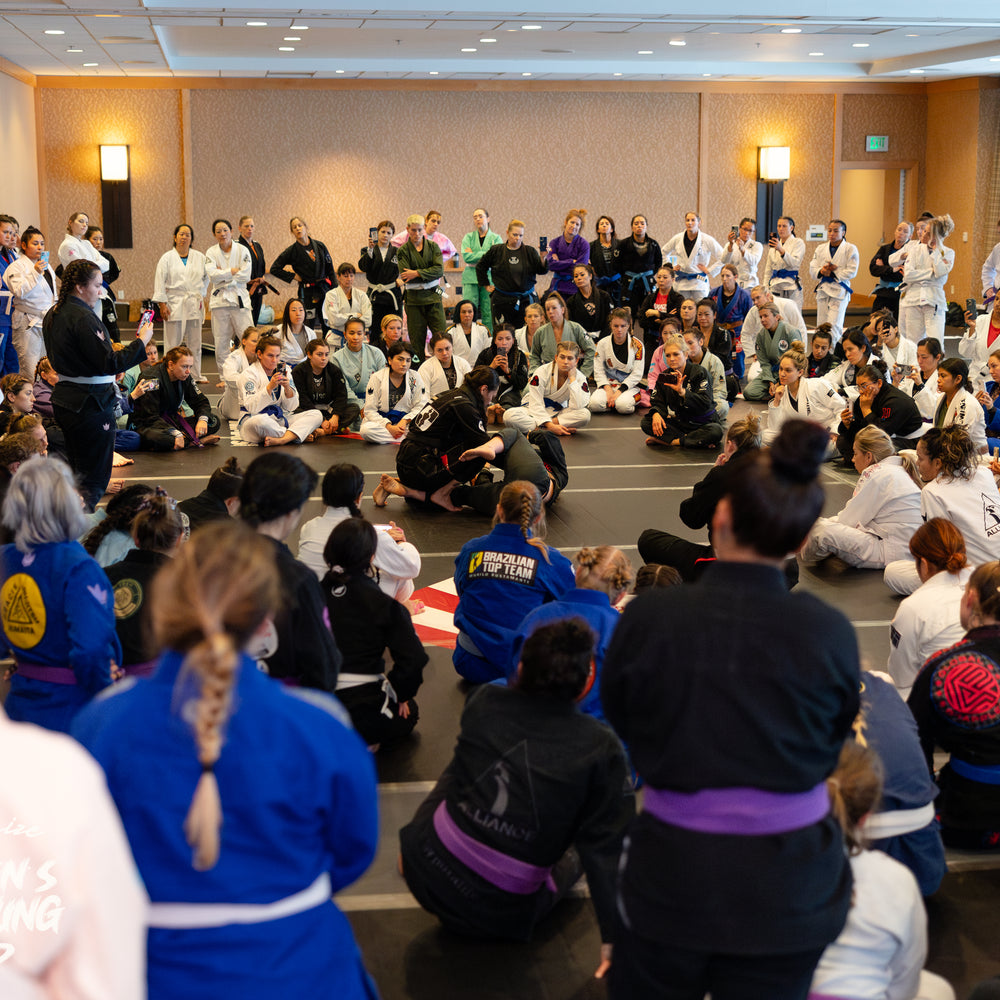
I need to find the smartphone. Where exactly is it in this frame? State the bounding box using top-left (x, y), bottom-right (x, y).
top-left (40, 250), bottom-right (49, 263)
top-left (369, 227), bottom-right (378, 241)
top-left (139, 307), bottom-right (154, 327)
top-left (140, 378), bottom-right (158, 393)
top-left (539, 236), bottom-right (548, 253)
top-left (276, 362), bottom-right (287, 376)
top-left (769, 232), bottom-right (778, 243)
top-left (664, 370), bottom-right (681, 386)
top-left (967, 298), bottom-right (978, 320)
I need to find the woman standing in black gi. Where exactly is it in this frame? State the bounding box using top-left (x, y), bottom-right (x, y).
top-left (602, 419), bottom-right (860, 1000)
top-left (269, 216), bottom-right (334, 334)
top-left (42, 259), bottom-right (152, 510)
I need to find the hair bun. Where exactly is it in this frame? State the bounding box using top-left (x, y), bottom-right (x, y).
top-left (769, 420), bottom-right (828, 484)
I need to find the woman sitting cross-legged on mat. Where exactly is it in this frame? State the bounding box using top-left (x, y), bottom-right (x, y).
top-left (641, 332), bottom-right (723, 450)
top-left (762, 341), bottom-right (842, 447)
top-left (800, 426), bottom-right (923, 570)
top-left (636, 414), bottom-right (762, 581)
top-left (452, 480), bottom-right (574, 684)
top-left (322, 517), bottom-right (427, 751)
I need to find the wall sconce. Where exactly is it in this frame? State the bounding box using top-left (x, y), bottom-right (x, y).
top-left (758, 146), bottom-right (791, 182)
top-left (100, 144), bottom-right (129, 181)
top-left (756, 146), bottom-right (790, 246)
top-left (99, 144), bottom-right (133, 249)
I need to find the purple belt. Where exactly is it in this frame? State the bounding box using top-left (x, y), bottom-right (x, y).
top-left (123, 659), bottom-right (157, 679)
top-left (15, 662), bottom-right (77, 686)
top-left (433, 801), bottom-right (557, 895)
top-left (809, 994), bottom-right (851, 1000)
top-left (643, 782), bottom-right (830, 835)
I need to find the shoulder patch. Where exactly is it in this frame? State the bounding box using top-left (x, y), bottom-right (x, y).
top-left (244, 379), bottom-right (256, 394)
top-left (529, 374), bottom-right (540, 387)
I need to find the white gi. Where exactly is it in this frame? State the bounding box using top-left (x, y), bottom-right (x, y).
top-left (690, 350), bottom-right (729, 423)
top-left (808, 240), bottom-right (860, 343)
top-left (930, 388), bottom-right (987, 452)
top-left (763, 376), bottom-right (841, 445)
top-left (0, 712), bottom-right (148, 1000)
top-left (590, 335), bottom-right (645, 414)
top-left (740, 295), bottom-right (808, 359)
top-left (887, 567), bottom-right (971, 700)
top-left (514, 326), bottom-right (533, 356)
top-left (360, 367), bottom-right (429, 444)
top-left (660, 230), bottom-right (724, 299)
top-left (809, 850), bottom-right (954, 1000)
top-left (885, 466), bottom-right (1000, 595)
top-left (957, 308), bottom-right (996, 387)
top-left (889, 242), bottom-right (955, 344)
top-left (237, 360), bottom-right (321, 444)
top-left (982, 240), bottom-right (1000, 305)
top-left (152, 248), bottom-right (208, 377)
top-left (505, 361), bottom-right (591, 433)
top-left (219, 348), bottom-right (250, 420)
top-left (57, 233), bottom-right (109, 319)
top-left (800, 456), bottom-right (922, 568)
top-left (762, 236), bottom-right (806, 311)
top-left (419, 354), bottom-right (471, 399)
top-left (721, 238), bottom-right (763, 290)
top-left (206, 241), bottom-right (253, 370)
top-left (6, 255), bottom-right (57, 378)
top-left (448, 322), bottom-right (490, 365)
top-left (278, 330), bottom-right (308, 366)
top-left (882, 336), bottom-right (918, 375)
top-left (323, 286), bottom-right (372, 345)
top-left (298, 506), bottom-right (422, 601)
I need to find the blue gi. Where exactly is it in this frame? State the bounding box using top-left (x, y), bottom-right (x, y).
top-left (511, 588), bottom-right (621, 724)
top-left (1, 540), bottom-right (119, 733)
top-left (0, 247), bottom-right (20, 376)
top-left (453, 523), bottom-right (574, 684)
top-left (73, 650), bottom-right (379, 1000)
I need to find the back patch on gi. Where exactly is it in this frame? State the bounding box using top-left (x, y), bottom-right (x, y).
top-left (468, 550), bottom-right (539, 586)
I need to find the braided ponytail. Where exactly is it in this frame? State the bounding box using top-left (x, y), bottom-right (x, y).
top-left (494, 481), bottom-right (550, 562)
top-left (575, 545), bottom-right (634, 600)
top-left (151, 521), bottom-right (279, 870)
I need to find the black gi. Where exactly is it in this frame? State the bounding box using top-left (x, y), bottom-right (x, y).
top-left (238, 234), bottom-right (269, 324)
top-left (640, 359), bottom-right (723, 449)
top-left (476, 242), bottom-right (547, 328)
top-left (131, 359), bottom-right (220, 451)
top-left (291, 357), bottom-right (360, 428)
top-left (270, 239), bottom-right (334, 332)
top-left (357, 243), bottom-right (401, 345)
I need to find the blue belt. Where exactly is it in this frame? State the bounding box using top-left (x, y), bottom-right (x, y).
top-left (596, 273), bottom-right (620, 287)
top-left (949, 758), bottom-right (1000, 785)
top-left (873, 279), bottom-right (901, 292)
top-left (772, 267), bottom-right (801, 288)
top-left (543, 396), bottom-right (566, 410)
top-left (625, 270), bottom-right (654, 294)
top-left (674, 270), bottom-right (704, 282)
top-left (494, 288), bottom-right (536, 301)
top-left (381, 408), bottom-right (406, 422)
top-left (818, 273), bottom-right (853, 295)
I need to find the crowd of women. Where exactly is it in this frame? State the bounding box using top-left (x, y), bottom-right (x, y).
top-left (3, 200), bottom-right (1000, 1000)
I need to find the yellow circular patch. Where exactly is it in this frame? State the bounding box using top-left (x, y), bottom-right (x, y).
top-left (113, 578), bottom-right (142, 620)
top-left (1, 573), bottom-right (47, 650)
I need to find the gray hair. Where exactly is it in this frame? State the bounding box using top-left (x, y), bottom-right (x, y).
top-left (2, 456), bottom-right (88, 552)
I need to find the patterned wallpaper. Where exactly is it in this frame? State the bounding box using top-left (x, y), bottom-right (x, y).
top-left (841, 92), bottom-right (927, 170)
top-left (39, 88), bottom-right (184, 302)
top-left (187, 87), bottom-right (700, 307)
top-left (701, 92), bottom-right (836, 309)
top-left (974, 87), bottom-right (1000, 298)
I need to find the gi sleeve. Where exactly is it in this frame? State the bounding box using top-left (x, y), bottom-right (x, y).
top-left (65, 557), bottom-right (120, 695)
top-left (385, 600), bottom-right (429, 704)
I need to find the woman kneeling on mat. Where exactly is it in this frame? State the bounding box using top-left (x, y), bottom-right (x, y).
top-left (374, 366), bottom-right (567, 514)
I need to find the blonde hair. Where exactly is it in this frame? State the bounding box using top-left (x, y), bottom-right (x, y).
top-left (781, 340), bottom-right (808, 374)
top-left (929, 213), bottom-right (954, 245)
top-left (726, 412), bottom-right (762, 451)
top-left (828, 741), bottom-right (883, 855)
top-left (854, 427), bottom-right (922, 487)
top-left (575, 545), bottom-right (634, 599)
top-left (495, 481), bottom-right (550, 563)
top-left (661, 334), bottom-right (689, 355)
top-left (151, 521), bottom-right (281, 869)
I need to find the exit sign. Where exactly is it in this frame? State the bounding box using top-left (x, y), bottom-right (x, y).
top-left (866, 135), bottom-right (889, 152)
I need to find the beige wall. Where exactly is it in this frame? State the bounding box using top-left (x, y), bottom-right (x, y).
top-left (974, 85), bottom-right (1000, 296)
top-left (39, 87), bottom-right (184, 302)
top-left (34, 78), bottom-right (1000, 313)
top-left (0, 70), bottom-right (40, 227)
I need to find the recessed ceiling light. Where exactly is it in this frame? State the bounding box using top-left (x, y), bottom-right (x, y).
top-left (703, 72), bottom-right (712, 76)
top-left (809, 51), bottom-right (824, 56)
top-left (246, 21), bottom-right (267, 27)
top-left (852, 42), bottom-right (869, 48)
top-left (45, 29), bottom-right (65, 35)
top-left (66, 46), bottom-right (83, 53)
top-left (613, 72), bottom-right (622, 76)
top-left (284, 36), bottom-right (301, 41)
top-left (83, 62), bottom-right (98, 66)
top-left (669, 39), bottom-right (686, 46)
top-left (906, 33), bottom-right (919, 37)
top-left (522, 71), bottom-right (532, 76)
top-left (461, 47), bottom-right (477, 52)
top-left (909, 68), bottom-right (925, 73)
top-left (521, 25), bottom-right (542, 30)
top-left (480, 38), bottom-right (497, 43)
top-left (990, 57), bottom-right (1000, 62)
top-left (429, 70), bottom-right (439, 74)
top-left (291, 25), bottom-right (308, 30)
top-left (780, 28), bottom-right (802, 33)
top-left (278, 46), bottom-right (295, 51)
top-left (335, 69), bottom-right (345, 73)
top-left (637, 50), bottom-right (653, 55)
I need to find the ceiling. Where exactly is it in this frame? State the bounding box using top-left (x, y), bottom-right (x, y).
top-left (2, 1), bottom-right (1000, 82)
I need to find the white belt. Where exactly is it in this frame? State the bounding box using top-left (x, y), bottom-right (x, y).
top-left (60, 374), bottom-right (116, 385)
top-left (863, 802), bottom-right (936, 839)
top-left (405, 278), bottom-right (439, 290)
top-left (368, 282), bottom-right (397, 293)
top-left (336, 672), bottom-right (398, 719)
top-left (147, 872), bottom-right (331, 929)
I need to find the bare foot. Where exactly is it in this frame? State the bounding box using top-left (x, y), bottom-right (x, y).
top-left (199, 434), bottom-right (221, 447)
top-left (263, 435), bottom-right (281, 447)
top-left (173, 435), bottom-right (186, 450)
top-left (430, 481), bottom-right (461, 512)
top-left (379, 473), bottom-right (407, 498)
top-left (105, 478), bottom-right (126, 495)
top-left (373, 482), bottom-right (390, 507)
top-left (645, 436), bottom-right (664, 447)
top-left (215, 381), bottom-right (225, 389)
top-left (405, 599), bottom-right (426, 616)
top-left (304, 431), bottom-right (318, 443)
top-left (112, 452), bottom-right (133, 467)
